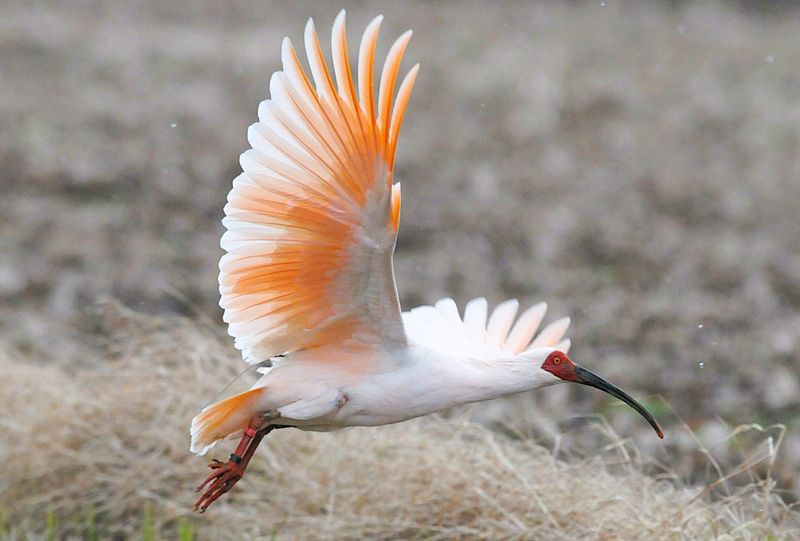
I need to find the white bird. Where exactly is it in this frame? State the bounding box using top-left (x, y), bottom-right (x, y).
top-left (191, 11), bottom-right (663, 512)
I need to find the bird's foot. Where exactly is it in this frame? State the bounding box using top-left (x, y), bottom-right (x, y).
top-left (192, 417), bottom-right (284, 513)
top-left (194, 455), bottom-right (246, 512)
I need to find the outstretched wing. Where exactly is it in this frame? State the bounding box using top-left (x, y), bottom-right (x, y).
top-left (220, 12), bottom-right (418, 363)
top-left (403, 298), bottom-right (571, 359)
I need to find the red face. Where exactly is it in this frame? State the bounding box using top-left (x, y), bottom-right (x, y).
top-left (540, 350), bottom-right (578, 382)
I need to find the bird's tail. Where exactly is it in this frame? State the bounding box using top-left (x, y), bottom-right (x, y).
top-left (190, 387), bottom-right (265, 455)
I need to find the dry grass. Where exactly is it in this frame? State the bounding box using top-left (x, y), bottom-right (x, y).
top-left (0, 303), bottom-right (797, 540)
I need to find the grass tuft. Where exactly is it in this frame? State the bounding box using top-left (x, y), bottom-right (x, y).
top-left (44, 510), bottom-right (56, 541)
top-left (85, 504), bottom-right (98, 541)
top-left (178, 517), bottom-right (194, 541)
top-left (143, 502), bottom-right (156, 541)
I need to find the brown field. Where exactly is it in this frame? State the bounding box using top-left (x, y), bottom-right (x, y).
top-left (2, 0), bottom-right (800, 538)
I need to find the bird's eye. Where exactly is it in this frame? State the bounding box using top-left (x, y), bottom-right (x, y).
top-left (554, 357), bottom-right (561, 364)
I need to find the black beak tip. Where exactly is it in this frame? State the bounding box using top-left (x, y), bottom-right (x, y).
top-left (572, 364), bottom-right (665, 440)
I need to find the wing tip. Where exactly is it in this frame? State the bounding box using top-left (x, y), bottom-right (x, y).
top-left (555, 316), bottom-right (571, 328)
top-left (497, 298), bottom-right (520, 310)
top-left (281, 36), bottom-right (293, 58)
top-left (218, 13), bottom-right (419, 358)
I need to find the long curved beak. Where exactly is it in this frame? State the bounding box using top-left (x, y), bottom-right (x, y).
top-left (573, 365), bottom-right (664, 439)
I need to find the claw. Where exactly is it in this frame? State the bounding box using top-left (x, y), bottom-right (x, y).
top-left (193, 459), bottom-right (245, 512)
top-left (196, 471), bottom-right (220, 492)
top-left (195, 459), bottom-right (229, 491)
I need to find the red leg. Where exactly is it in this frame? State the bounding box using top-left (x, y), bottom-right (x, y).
top-left (193, 417), bottom-right (277, 512)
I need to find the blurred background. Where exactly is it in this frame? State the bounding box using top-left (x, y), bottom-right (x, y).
top-left (2, 0), bottom-right (800, 507)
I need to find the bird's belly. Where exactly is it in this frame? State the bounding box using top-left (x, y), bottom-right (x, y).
top-left (327, 372), bottom-right (462, 427)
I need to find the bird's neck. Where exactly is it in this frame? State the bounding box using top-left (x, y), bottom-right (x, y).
top-left (426, 353), bottom-right (559, 407)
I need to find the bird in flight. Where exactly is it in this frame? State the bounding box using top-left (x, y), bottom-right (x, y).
top-left (192, 11), bottom-right (663, 512)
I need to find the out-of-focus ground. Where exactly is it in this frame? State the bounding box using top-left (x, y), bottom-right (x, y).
top-left (1, 0), bottom-right (800, 533)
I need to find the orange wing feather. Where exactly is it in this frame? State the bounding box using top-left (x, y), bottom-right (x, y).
top-left (219, 12), bottom-right (418, 363)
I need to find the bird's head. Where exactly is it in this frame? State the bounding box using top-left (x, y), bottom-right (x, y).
top-left (539, 350), bottom-right (664, 439)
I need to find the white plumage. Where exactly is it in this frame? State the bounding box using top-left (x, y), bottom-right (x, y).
top-left (191, 11), bottom-right (663, 512)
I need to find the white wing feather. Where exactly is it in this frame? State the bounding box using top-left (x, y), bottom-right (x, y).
top-left (403, 298), bottom-right (571, 359)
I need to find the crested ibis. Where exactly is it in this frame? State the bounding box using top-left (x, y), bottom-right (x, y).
top-left (192, 11), bottom-right (663, 512)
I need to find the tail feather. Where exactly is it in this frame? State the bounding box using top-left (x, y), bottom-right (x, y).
top-left (190, 387), bottom-right (265, 455)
